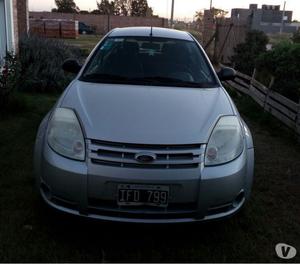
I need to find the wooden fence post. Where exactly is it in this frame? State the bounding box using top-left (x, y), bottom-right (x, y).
top-left (249, 68), bottom-right (256, 97)
top-left (251, 68), bottom-right (257, 81)
top-left (263, 75), bottom-right (275, 112)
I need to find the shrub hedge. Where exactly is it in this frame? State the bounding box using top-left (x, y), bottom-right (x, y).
top-left (256, 41), bottom-right (300, 102)
top-left (18, 35), bottom-right (83, 93)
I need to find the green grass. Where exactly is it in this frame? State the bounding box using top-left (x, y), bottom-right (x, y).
top-left (0, 92), bottom-right (299, 262)
top-left (64, 35), bottom-right (103, 55)
top-left (268, 33), bottom-right (293, 46)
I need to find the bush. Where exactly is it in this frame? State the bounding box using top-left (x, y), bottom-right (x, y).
top-left (256, 41), bottom-right (300, 102)
top-left (230, 30), bottom-right (269, 75)
top-left (0, 53), bottom-right (21, 111)
top-left (18, 35), bottom-right (83, 93)
top-left (292, 29), bottom-right (300, 43)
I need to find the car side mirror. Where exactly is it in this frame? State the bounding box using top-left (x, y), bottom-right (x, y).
top-left (217, 67), bottom-right (236, 81)
top-left (62, 59), bottom-right (82, 74)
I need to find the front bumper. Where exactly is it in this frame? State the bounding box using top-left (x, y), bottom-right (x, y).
top-left (35, 141), bottom-right (254, 223)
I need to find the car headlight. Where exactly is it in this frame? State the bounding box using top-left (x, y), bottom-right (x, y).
top-left (205, 116), bottom-right (244, 166)
top-left (47, 108), bottom-right (85, 161)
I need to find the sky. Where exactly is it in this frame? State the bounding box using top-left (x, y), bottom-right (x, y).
top-left (29, 0), bottom-right (300, 21)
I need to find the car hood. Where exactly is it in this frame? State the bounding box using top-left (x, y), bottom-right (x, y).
top-left (61, 81), bottom-right (234, 144)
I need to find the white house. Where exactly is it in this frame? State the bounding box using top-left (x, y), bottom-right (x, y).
top-left (0, 0), bottom-right (28, 64)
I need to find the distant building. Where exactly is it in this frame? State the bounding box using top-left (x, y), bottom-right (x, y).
top-left (231, 3), bottom-right (297, 34)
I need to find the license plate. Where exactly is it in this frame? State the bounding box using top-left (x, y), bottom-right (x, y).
top-left (117, 184), bottom-right (169, 207)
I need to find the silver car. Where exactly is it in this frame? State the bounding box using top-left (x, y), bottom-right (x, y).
top-left (34, 27), bottom-right (254, 223)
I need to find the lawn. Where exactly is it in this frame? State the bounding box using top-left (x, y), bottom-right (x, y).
top-left (63, 32), bottom-right (204, 54)
top-left (64, 35), bottom-right (103, 55)
top-left (268, 32), bottom-right (293, 46)
top-left (0, 90), bottom-right (299, 262)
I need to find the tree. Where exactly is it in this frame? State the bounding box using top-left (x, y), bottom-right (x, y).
top-left (211, 7), bottom-right (228, 19)
top-left (292, 29), bottom-right (300, 43)
top-left (97, 0), bottom-right (115, 15)
top-left (131, 0), bottom-right (148, 17)
top-left (256, 42), bottom-right (300, 102)
top-left (146, 6), bottom-right (153, 17)
top-left (114, 0), bottom-right (131, 16)
top-left (90, 9), bottom-right (101, 14)
top-left (54, 0), bottom-right (79, 13)
top-left (194, 11), bottom-right (204, 23)
top-left (79, 10), bottom-right (90, 14)
top-left (230, 30), bottom-right (269, 75)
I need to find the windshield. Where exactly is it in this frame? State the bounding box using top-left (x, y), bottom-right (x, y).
top-left (80, 36), bottom-right (219, 88)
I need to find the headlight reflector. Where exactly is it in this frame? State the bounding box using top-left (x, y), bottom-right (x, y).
top-left (47, 108), bottom-right (85, 161)
top-left (205, 116), bottom-right (244, 166)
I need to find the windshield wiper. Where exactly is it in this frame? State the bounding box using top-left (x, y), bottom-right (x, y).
top-left (81, 73), bottom-right (130, 82)
top-left (134, 76), bottom-right (216, 88)
top-left (81, 74), bottom-right (217, 88)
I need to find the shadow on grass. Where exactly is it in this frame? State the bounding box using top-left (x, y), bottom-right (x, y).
top-left (32, 197), bottom-right (255, 262)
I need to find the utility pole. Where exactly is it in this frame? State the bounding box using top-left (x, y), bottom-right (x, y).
top-left (210, 0), bottom-right (213, 10)
top-left (170, 0), bottom-right (175, 28)
top-left (280, 0), bottom-right (286, 34)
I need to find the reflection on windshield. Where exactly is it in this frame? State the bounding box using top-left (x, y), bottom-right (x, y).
top-left (81, 36), bottom-right (218, 88)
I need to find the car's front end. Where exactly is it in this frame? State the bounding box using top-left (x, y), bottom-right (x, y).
top-left (34, 27), bottom-right (254, 223)
top-left (35, 128), bottom-right (253, 223)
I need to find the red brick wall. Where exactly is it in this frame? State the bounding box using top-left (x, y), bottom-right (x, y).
top-left (17, 0), bottom-right (29, 37)
top-left (11, 0), bottom-right (28, 52)
top-left (201, 10), bottom-right (248, 63)
top-left (202, 10), bottom-right (216, 58)
top-left (12, 0), bottom-right (19, 51)
top-left (29, 12), bottom-right (168, 34)
top-left (214, 19), bottom-right (247, 63)
top-left (30, 19), bottom-right (79, 39)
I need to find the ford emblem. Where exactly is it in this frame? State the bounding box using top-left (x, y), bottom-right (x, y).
top-left (135, 152), bottom-right (157, 163)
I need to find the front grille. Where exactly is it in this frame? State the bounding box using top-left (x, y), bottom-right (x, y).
top-left (88, 139), bottom-right (204, 169)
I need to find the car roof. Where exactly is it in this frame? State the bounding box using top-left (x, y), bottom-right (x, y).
top-left (108, 27), bottom-right (194, 41)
